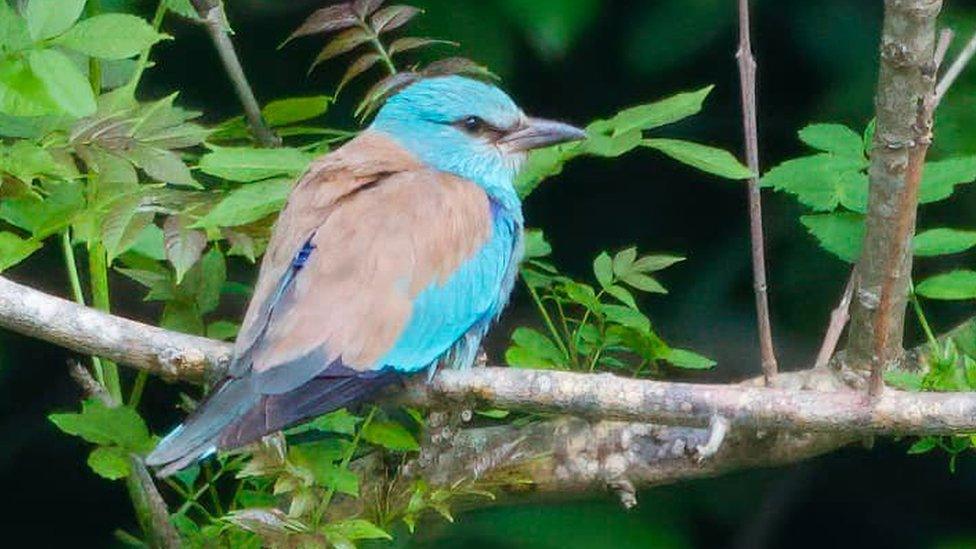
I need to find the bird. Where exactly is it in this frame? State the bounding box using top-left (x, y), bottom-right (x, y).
top-left (146, 75), bottom-right (586, 474)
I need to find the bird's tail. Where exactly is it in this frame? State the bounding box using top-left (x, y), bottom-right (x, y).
top-left (145, 375), bottom-right (260, 477)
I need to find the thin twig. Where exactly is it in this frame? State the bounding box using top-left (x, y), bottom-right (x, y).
top-left (814, 270), bottom-right (856, 370)
top-left (935, 29), bottom-right (976, 105)
top-left (735, 0), bottom-right (778, 386)
top-left (869, 28), bottom-right (953, 396)
top-left (190, 0), bottom-right (280, 147)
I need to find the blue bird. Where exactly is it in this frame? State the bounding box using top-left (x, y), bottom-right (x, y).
top-left (146, 76), bottom-right (586, 473)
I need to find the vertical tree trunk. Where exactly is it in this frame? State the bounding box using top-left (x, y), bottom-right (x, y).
top-left (847, 0), bottom-right (943, 376)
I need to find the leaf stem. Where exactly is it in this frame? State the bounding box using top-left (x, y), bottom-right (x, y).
top-left (520, 272), bottom-right (570, 360)
top-left (359, 22), bottom-right (397, 75)
top-left (60, 230), bottom-right (105, 383)
top-left (129, 371), bottom-right (148, 408)
top-left (316, 406), bottom-right (377, 525)
top-left (89, 241), bottom-right (123, 403)
top-left (124, 0), bottom-right (168, 95)
top-left (909, 280), bottom-right (939, 352)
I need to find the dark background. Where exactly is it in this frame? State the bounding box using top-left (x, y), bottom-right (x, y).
top-left (3, 0), bottom-right (976, 546)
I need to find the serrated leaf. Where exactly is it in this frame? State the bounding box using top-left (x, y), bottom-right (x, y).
top-left (919, 156), bottom-right (976, 204)
top-left (916, 270), bottom-right (976, 300)
top-left (262, 96), bottom-right (330, 126)
top-left (632, 254), bottom-right (684, 272)
top-left (913, 228), bottom-right (976, 257)
top-left (505, 327), bottom-right (565, 369)
top-left (370, 5), bottom-right (422, 33)
top-left (593, 252), bottom-right (613, 288)
top-left (798, 123), bottom-right (865, 157)
top-left (665, 348), bottom-right (716, 369)
top-left (611, 247), bottom-right (637, 276)
top-left (198, 146), bottom-right (311, 182)
top-left (56, 14), bottom-right (168, 60)
top-left (593, 85), bottom-right (713, 136)
top-left (312, 27), bottom-right (371, 68)
top-left (337, 52), bottom-right (382, 93)
top-left (562, 281), bottom-right (602, 312)
top-left (127, 145), bottom-right (197, 187)
top-left (620, 272), bottom-right (667, 293)
top-left (362, 420), bottom-right (420, 451)
top-left (388, 37), bottom-right (455, 56)
top-left (49, 399), bottom-right (151, 451)
top-left (284, 4), bottom-right (358, 45)
top-left (761, 154), bottom-right (868, 211)
top-left (25, 0), bottom-right (85, 41)
top-left (0, 231), bottom-right (41, 271)
top-left (643, 138), bottom-right (753, 179)
top-left (353, 0), bottom-right (387, 17)
top-left (88, 446), bottom-right (131, 480)
top-left (194, 178), bottom-right (292, 229)
top-left (101, 197), bottom-right (153, 263)
top-left (602, 304), bottom-right (651, 332)
top-left (604, 284), bottom-right (637, 309)
top-left (27, 48), bottom-right (96, 118)
top-left (163, 215), bottom-right (206, 283)
top-left (800, 212), bottom-right (865, 263)
top-left (325, 519), bottom-right (392, 542)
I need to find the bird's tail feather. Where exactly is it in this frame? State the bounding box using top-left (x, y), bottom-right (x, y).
top-left (145, 375), bottom-right (259, 475)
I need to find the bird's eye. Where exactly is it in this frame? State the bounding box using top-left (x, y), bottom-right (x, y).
top-left (461, 116), bottom-right (486, 133)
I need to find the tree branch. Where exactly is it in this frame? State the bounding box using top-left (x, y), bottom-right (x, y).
top-left (736, 0), bottom-right (778, 386)
top-left (190, 0), bottom-right (280, 147)
top-left (4, 275), bottom-right (976, 438)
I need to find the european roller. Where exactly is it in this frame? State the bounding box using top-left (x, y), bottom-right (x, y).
top-left (146, 75), bottom-right (586, 473)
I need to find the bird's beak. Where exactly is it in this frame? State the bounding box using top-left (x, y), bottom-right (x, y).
top-left (498, 117), bottom-right (588, 152)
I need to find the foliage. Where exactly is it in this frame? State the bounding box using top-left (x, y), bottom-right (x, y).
top-left (0, 0), bottom-right (750, 545)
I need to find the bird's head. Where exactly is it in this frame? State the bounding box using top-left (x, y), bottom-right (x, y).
top-left (370, 75), bottom-right (586, 206)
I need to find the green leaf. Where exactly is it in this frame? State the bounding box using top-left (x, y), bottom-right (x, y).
top-left (160, 299), bottom-right (203, 335)
top-left (191, 247), bottom-right (226, 314)
top-left (56, 14), bottom-right (168, 60)
top-left (25, 0), bottom-right (85, 40)
top-left (287, 408), bottom-right (361, 436)
top-left (515, 146), bottom-right (569, 197)
top-left (101, 198), bottom-right (153, 263)
top-left (593, 85), bottom-right (713, 136)
top-left (665, 348), bottom-right (716, 369)
top-left (631, 254), bottom-right (684, 272)
top-left (604, 284), bottom-right (637, 309)
top-left (0, 231), bottom-right (41, 271)
top-left (165, 0), bottom-right (200, 20)
top-left (919, 156), bottom-right (976, 204)
top-left (562, 281), bottom-right (603, 312)
top-left (198, 146), bottom-right (312, 182)
top-left (324, 519), bottom-right (392, 542)
top-left (0, 57), bottom-right (59, 116)
top-left (193, 178), bottom-right (292, 229)
top-left (916, 270), bottom-right (976, 300)
top-left (27, 48), bottom-right (96, 117)
top-left (602, 304), bottom-right (651, 332)
top-left (593, 252), bottom-right (613, 288)
top-left (762, 154), bottom-right (868, 211)
top-left (800, 213), bottom-right (865, 263)
top-left (620, 272), bottom-right (667, 294)
top-left (48, 399), bottom-right (152, 451)
top-left (643, 138), bottom-right (752, 179)
top-left (0, 2), bottom-right (30, 54)
top-left (913, 228), bottom-right (976, 257)
top-left (262, 96), bottom-right (330, 126)
top-left (206, 320), bottom-right (239, 341)
top-left (885, 370), bottom-right (924, 391)
top-left (127, 222), bottom-right (166, 261)
top-left (798, 123), bottom-right (865, 157)
top-left (907, 437), bottom-right (938, 455)
top-left (611, 247), bottom-right (637, 277)
top-left (362, 420), bottom-right (420, 452)
top-left (87, 446), bottom-right (131, 480)
top-left (522, 228), bottom-right (552, 259)
top-left (0, 180), bottom-right (84, 238)
top-left (505, 327), bottom-right (565, 369)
